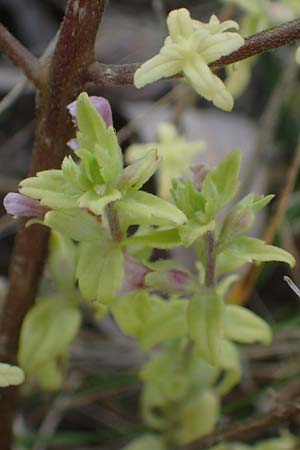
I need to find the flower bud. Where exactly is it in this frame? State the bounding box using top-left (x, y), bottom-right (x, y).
top-left (67, 95), bottom-right (113, 128)
top-left (122, 254), bottom-right (150, 293)
top-left (4, 193), bottom-right (48, 218)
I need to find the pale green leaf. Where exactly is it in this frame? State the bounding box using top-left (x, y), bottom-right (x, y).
top-left (116, 190), bottom-right (187, 227)
top-left (217, 340), bottom-right (241, 395)
top-left (202, 150), bottom-right (242, 217)
top-left (119, 149), bottom-right (160, 191)
top-left (188, 290), bottom-right (224, 365)
top-left (171, 179), bottom-right (206, 219)
top-left (224, 305), bottom-right (272, 345)
top-left (44, 209), bottom-right (102, 241)
top-left (111, 291), bottom-right (151, 338)
top-left (179, 219), bottom-right (215, 247)
top-left (76, 93), bottom-right (122, 173)
top-left (140, 297), bottom-right (188, 350)
top-left (78, 188), bottom-right (121, 215)
top-left (178, 390), bottom-right (219, 444)
top-left (222, 236), bottom-right (295, 267)
top-left (49, 231), bottom-right (77, 293)
top-left (18, 296), bottom-right (81, 373)
top-left (125, 228), bottom-right (181, 249)
top-left (35, 359), bottom-right (63, 391)
top-left (122, 434), bottom-right (166, 450)
top-left (20, 169), bottom-right (80, 209)
top-left (76, 240), bottom-right (124, 303)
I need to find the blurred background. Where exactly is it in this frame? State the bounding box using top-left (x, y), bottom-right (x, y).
top-left (1, 1), bottom-right (300, 449)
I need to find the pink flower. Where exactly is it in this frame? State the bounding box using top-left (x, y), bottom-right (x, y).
top-left (122, 254), bottom-right (150, 293)
top-left (3, 193), bottom-right (48, 218)
top-left (67, 96), bottom-right (113, 128)
top-left (168, 268), bottom-right (191, 292)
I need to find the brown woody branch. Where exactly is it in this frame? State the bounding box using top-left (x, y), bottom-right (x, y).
top-left (183, 393), bottom-right (300, 450)
top-left (0, 1), bottom-right (107, 448)
top-left (0, 23), bottom-right (40, 86)
top-left (85, 18), bottom-right (300, 86)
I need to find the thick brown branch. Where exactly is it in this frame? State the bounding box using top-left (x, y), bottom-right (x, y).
top-left (85, 18), bottom-right (300, 86)
top-left (183, 394), bottom-right (300, 450)
top-left (0, 23), bottom-right (40, 86)
top-left (0, 1), bottom-right (107, 448)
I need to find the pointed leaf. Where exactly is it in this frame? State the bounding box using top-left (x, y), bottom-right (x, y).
top-left (44, 209), bottom-right (102, 241)
top-left (225, 305), bottom-right (272, 344)
top-left (49, 231), bottom-right (77, 293)
top-left (222, 236), bottom-right (295, 267)
top-left (125, 228), bottom-right (181, 249)
top-left (76, 240), bottom-right (124, 303)
top-left (116, 190), bottom-right (187, 227)
top-left (188, 290), bottom-right (224, 365)
top-left (18, 296), bottom-right (81, 373)
top-left (202, 150), bottom-right (242, 217)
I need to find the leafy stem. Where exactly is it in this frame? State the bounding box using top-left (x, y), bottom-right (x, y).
top-left (106, 203), bottom-right (123, 242)
top-left (205, 231), bottom-right (216, 288)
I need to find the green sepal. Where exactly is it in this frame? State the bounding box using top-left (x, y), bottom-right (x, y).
top-left (48, 231), bottom-right (77, 293)
top-left (219, 236), bottom-right (295, 267)
top-left (118, 149), bottom-right (160, 191)
top-left (76, 239), bottom-right (124, 303)
top-left (202, 150), bottom-right (242, 218)
top-left (18, 296), bottom-right (81, 375)
top-left (44, 209), bottom-right (102, 241)
top-left (125, 227), bottom-right (181, 249)
top-left (188, 290), bottom-right (224, 366)
top-left (224, 305), bottom-right (272, 345)
top-left (171, 178), bottom-right (206, 219)
top-left (116, 190), bottom-right (187, 227)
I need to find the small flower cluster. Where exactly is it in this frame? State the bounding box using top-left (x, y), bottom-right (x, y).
top-left (134, 9), bottom-right (244, 111)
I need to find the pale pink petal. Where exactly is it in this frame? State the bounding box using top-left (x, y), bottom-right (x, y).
top-left (67, 96), bottom-right (113, 128)
top-left (4, 193), bottom-right (48, 218)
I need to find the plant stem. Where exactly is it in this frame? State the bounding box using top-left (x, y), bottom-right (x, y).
top-left (0, 1), bottom-right (107, 448)
top-left (85, 18), bottom-right (300, 86)
top-left (204, 231), bottom-right (215, 288)
top-left (106, 203), bottom-right (123, 242)
top-left (0, 23), bottom-right (40, 86)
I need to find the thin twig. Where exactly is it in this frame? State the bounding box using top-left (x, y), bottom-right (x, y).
top-left (0, 31), bottom-right (59, 117)
top-left (0, 23), bottom-right (40, 86)
top-left (183, 393), bottom-right (300, 450)
top-left (85, 19), bottom-right (300, 86)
